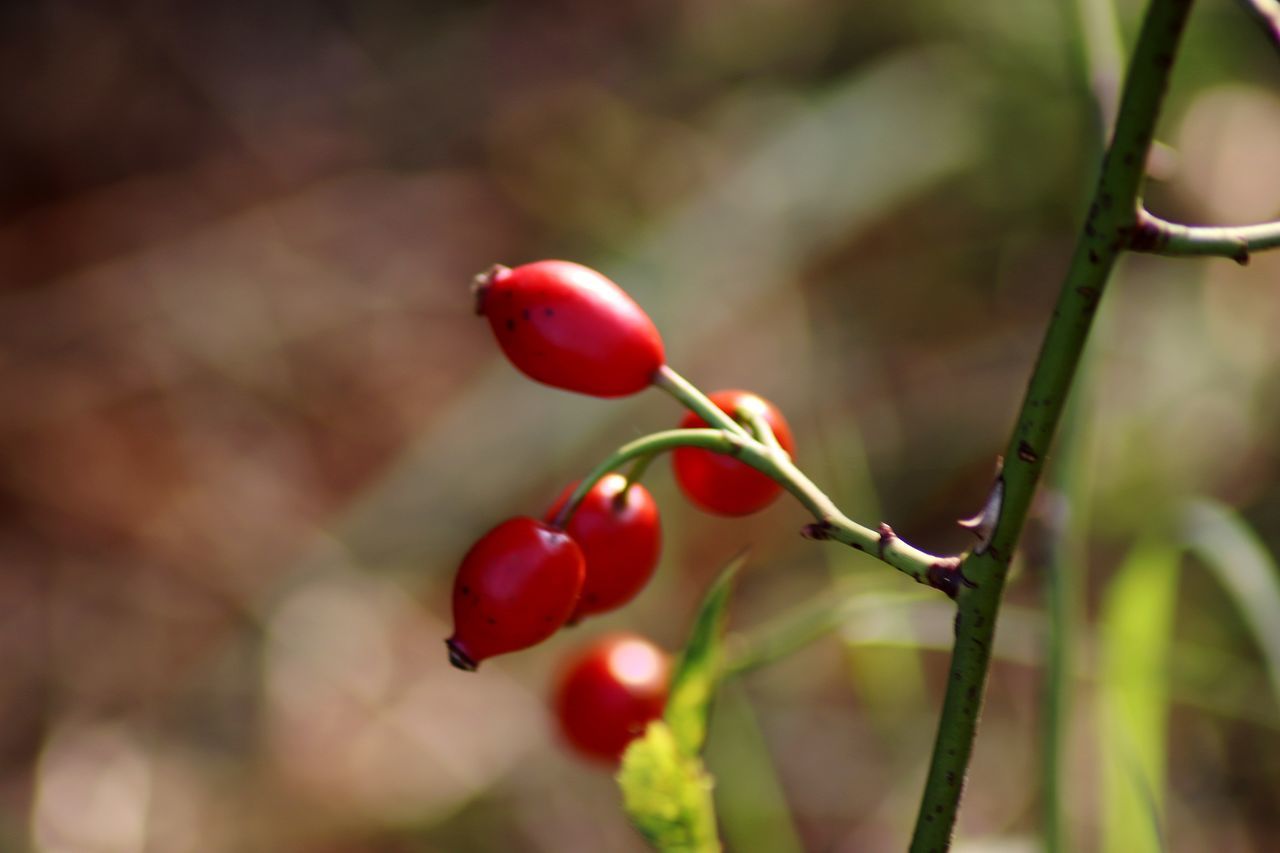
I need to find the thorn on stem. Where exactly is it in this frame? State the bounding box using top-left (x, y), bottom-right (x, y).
top-left (958, 476), bottom-right (1003, 555)
top-left (927, 557), bottom-right (974, 600)
top-left (877, 522), bottom-right (897, 561)
top-left (801, 521), bottom-right (833, 541)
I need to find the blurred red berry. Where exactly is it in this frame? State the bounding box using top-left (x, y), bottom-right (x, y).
top-left (672, 390), bottom-right (795, 516)
top-left (473, 260), bottom-right (665, 397)
top-left (447, 517), bottom-right (584, 671)
top-left (554, 634), bottom-right (670, 763)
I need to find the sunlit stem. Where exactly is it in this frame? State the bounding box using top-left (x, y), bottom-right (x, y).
top-left (736, 401), bottom-right (785, 455)
top-left (549, 428), bottom-right (950, 585)
top-left (618, 453), bottom-right (655, 505)
top-left (652, 365), bottom-right (752, 439)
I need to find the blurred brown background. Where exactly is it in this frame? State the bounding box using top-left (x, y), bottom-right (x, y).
top-left (2, 1), bottom-right (1279, 850)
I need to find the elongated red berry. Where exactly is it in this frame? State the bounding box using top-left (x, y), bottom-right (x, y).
top-left (672, 390), bottom-right (795, 516)
top-left (473, 260), bottom-right (665, 397)
top-left (447, 517), bottom-right (585, 671)
top-left (546, 474), bottom-right (661, 622)
top-left (554, 634), bottom-right (669, 763)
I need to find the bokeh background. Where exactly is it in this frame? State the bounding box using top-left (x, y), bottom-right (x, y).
top-left (2, 1), bottom-right (1279, 850)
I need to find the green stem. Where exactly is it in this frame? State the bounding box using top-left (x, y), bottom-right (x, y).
top-left (1132, 209), bottom-right (1280, 265)
top-left (550, 427), bottom-right (954, 587)
top-left (736, 401), bottom-right (786, 455)
top-left (620, 453), bottom-right (655, 502)
top-left (909, 2), bottom-right (1195, 849)
top-left (652, 365), bottom-right (752, 439)
top-left (724, 586), bottom-right (933, 678)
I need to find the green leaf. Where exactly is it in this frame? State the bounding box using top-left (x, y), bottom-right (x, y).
top-left (664, 551), bottom-right (745, 757)
top-left (618, 721), bottom-right (721, 853)
top-left (707, 684), bottom-right (804, 853)
top-left (1098, 537), bottom-right (1180, 853)
top-left (1181, 498), bottom-right (1280, 711)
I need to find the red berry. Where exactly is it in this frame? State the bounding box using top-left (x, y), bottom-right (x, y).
top-left (672, 390), bottom-right (795, 516)
top-left (546, 474), bottom-right (662, 622)
top-left (473, 260), bottom-right (666, 398)
top-left (554, 634), bottom-right (670, 763)
top-left (447, 517), bottom-right (585, 671)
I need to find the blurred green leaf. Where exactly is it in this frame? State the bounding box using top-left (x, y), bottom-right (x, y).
top-left (708, 684), bottom-right (803, 853)
top-left (1182, 498), bottom-right (1280, 713)
top-left (664, 552), bottom-right (745, 757)
top-left (1098, 538), bottom-right (1179, 853)
top-left (618, 721), bottom-right (720, 853)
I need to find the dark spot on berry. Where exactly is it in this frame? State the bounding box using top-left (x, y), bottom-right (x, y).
top-left (486, 617), bottom-right (497, 625)
top-left (461, 585), bottom-right (470, 595)
top-left (545, 307), bottom-right (554, 317)
top-left (522, 308), bottom-right (531, 321)
top-left (505, 318), bottom-right (515, 331)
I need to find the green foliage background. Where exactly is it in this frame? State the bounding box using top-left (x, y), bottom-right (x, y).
top-left (1, 1), bottom-right (1278, 850)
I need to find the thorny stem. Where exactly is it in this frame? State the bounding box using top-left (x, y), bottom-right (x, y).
top-left (910, 1), bottom-right (1199, 849)
top-left (551, 427), bottom-right (958, 589)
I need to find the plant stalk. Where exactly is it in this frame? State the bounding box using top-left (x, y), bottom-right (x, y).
top-left (550, 427), bottom-right (954, 587)
top-left (908, 1), bottom-right (1195, 849)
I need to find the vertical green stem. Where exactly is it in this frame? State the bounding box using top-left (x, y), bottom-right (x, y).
top-left (908, 1), bottom-right (1195, 849)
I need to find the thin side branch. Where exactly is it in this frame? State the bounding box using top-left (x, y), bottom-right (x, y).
top-left (551, 427), bottom-right (959, 592)
top-left (1132, 209), bottom-right (1280, 265)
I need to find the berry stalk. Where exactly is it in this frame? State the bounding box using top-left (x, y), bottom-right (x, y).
top-left (549, 427), bottom-right (959, 591)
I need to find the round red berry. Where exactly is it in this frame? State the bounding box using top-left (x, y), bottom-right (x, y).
top-left (546, 474), bottom-right (661, 622)
top-left (473, 260), bottom-right (665, 398)
top-left (554, 634), bottom-right (670, 763)
top-left (672, 390), bottom-right (795, 516)
top-left (447, 517), bottom-right (585, 671)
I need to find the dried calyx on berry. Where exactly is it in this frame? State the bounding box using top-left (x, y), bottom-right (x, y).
top-left (446, 517), bottom-right (585, 671)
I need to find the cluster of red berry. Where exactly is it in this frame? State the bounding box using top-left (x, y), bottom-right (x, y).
top-left (447, 260), bottom-right (794, 761)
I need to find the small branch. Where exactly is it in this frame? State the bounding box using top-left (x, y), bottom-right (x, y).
top-left (652, 365), bottom-right (752, 439)
top-left (1132, 209), bottom-right (1280, 265)
top-left (736, 401), bottom-right (785, 455)
top-left (1238, 0), bottom-right (1280, 51)
top-left (551, 426), bottom-right (957, 590)
top-left (618, 453), bottom-right (655, 504)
